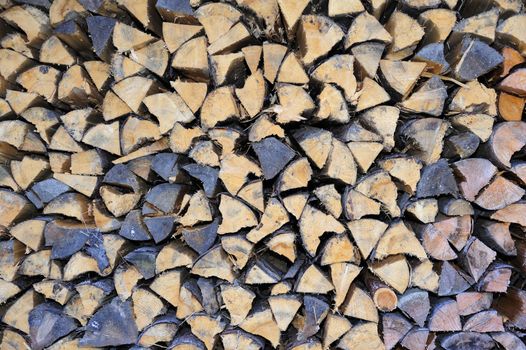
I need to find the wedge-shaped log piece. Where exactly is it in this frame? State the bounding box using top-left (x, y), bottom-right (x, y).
top-left (400, 328), bottom-right (430, 350)
top-left (401, 118), bottom-right (448, 164)
top-left (275, 84), bottom-right (315, 123)
top-left (80, 298), bottom-right (138, 347)
top-left (191, 245), bottom-right (235, 282)
top-left (414, 42), bottom-right (450, 74)
top-left (297, 15), bottom-right (343, 66)
top-left (295, 263), bottom-right (334, 294)
top-left (356, 78), bottom-right (390, 112)
top-left (369, 255), bottom-right (410, 294)
top-left (0, 5), bottom-right (51, 46)
top-left (475, 175), bottom-right (524, 210)
top-left (138, 316), bottom-right (179, 347)
top-left (188, 313), bottom-right (227, 350)
top-left (179, 219), bottom-right (217, 255)
top-left (218, 194), bottom-right (257, 234)
top-left (194, 2), bottom-right (241, 42)
top-left (379, 156), bottom-right (422, 194)
top-left (450, 81), bottom-right (497, 116)
top-left (299, 204), bottom-right (345, 256)
top-left (207, 22), bottom-right (251, 55)
top-left (348, 141), bottom-right (383, 173)
top-left (201, 86), bottom-right (239, 130)
top-left (486, 121), bottom-right (526, 168)
top-left (236, 69), bottom-right (265, 118)
top-left (113, 76), bottom-right (158, 113)
top-left (221, 234), bottom-right (254, 270)
top-left (348, 219), bottom-right (387, 259)
top-left (342, 284), bottom-right (378, 322)
top-left (0, 48), bottom-right (35, 83)
top-left (2, 289), bottom-right (41, 334)
top-left (382, 313), bottom-right (412, 350)
top-left (39, 35), bottom-right (77, 66)
top-left (492, 332), bottom-right (526, 350)
top-left (253, 137), bottom-right (295, 180)
top-left (345, 12), bottom-right (391, 49)
top-left (321, 233), bottom-right (359, 265)
top-left (156, 242), bottom-right (195, 274)
top-left (282, 192), bottom-right (308, 219)
top-left (331, 263), bottom-right (361, 308)
top-left (44, 192), bottom-right (91, 222)
top-left (143, 92), bottom-right (194, 134)
top-left (441, 333), bottom-right (495, 350)
top-left (417, 159), bottom-right (459, 198)
top-left (17, 65), bottom-right (61, 103)
top-left (459, 237), bottom-right (496, 281)
top-left (351, 42), bottom-right (384, 80)
top-left (277, 51), bottom-right (308, 84)
top-left (463, 310), bottom-right (504, 332)
top-left (314, 184), bottom-right (342, 218)
top-left (312, 55), bottom-right (356, 102)
top-left (375, 221), bottom-right (427, 260)
top-left (323, 138), bottom-right (357, 185)
top-left (411, 259), bottom-right (439, 292)
top-left (338, 322), bottom-right (384, 350)
top-left (359, 105), bottom-right (399, 151)
top-left (447, 37), bottom-right (503, 81)
top-left (451, 8), bottom-right (498, 43)
top-left (150, 269), bottom-right (184, 308)
top-left (58, 65), bottom-right (101, 107)
top-left (221, 329), bottom-right (265, 350)
top-left (380, 60), bottom-right (426, 99)
top-left (498, 92), bottom-right (525, 121)
top-left (172, 36), bottom-right (210, 82)
top-left (356, 171), bottom-right (400, 217)
top-left (29, 303), bottom-right (77, 350)
top-left (130, 40), bottom-right (168, 76)
top-left (247, 198), bottom-right (288, 243)
top-left (317, 84), bottom-right (350, 123)
top-left (277, 0), bottom-right (309, 39)
top-left (438, 261), bottom-right (471, 296)
top-left (240, 306), bottom-right (281, 348)
top-left (328, 0), bottom-right (364, 16)
top-left (298, 295), bottom-right (330, 340)
top-left (11, 155), bottom-right (49, 190)
top-left (476, 219), bottom-right (516, 255)
top-left (262, 43), bottom-right (287, 83)
top-left (343, 188), bottom-right (381, 220)
top-left (428, 298), bottom-right (461, 331)
top-left (399, 76), bottom-right (447, 116)
top-left (213, 54), bottom-right (253, 94)
top-left (221, 284), bottom-right (255, 325)
top-left (112, 22), bottom-right (155, 52)
top-left (241, 45), bottom-right (262, 75)
top-left (9, 219), bottom-right (46, 251)
top-left (497, 14), bottom-right (526, 55)
top-left (457, 292), bottom-right (492, 316)
top-left (219, 154), bottom-right (261, 194)
top-left (269, 294), bottom-right (302, 331)
top-left (163, 22), bottom-right (202, 53)
top-left (385, 11), bottom-right (424, 59)
top-left (453, 158), bottom-right (497, 201)
top-left (171, 80), bottom-right (207, 115)
top-left (398, 289), bottom-right (430, 327)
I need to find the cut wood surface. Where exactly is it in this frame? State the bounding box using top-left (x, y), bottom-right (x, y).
top-left (0, 0), bottom-right (525, 349)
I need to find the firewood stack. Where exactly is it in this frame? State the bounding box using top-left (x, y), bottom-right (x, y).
top-left (1, 0), bottom-right (526, 349)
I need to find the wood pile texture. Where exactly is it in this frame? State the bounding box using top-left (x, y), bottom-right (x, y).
top-left (2, 0), bottom-right (526, 349)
